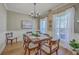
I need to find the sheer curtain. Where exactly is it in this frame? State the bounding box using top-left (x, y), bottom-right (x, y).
top-left (52, 7), bottom-right (75, 48)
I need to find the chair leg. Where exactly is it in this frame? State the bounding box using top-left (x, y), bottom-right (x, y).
top-left (6, 40), bottom-right (8, 45)
top-left (11, 40), bottom-right (12, 45)
top-left (23, 43), bottom-right (25, 47)
top-left (24, 49), bottom-right (27, 55)
top-left (16, 37), bottom-right (17, 43)
top-left (56, 50), bottom-right (58, 55)
top-left (37, 48), bottom-right (40, 55)
top-left (28, 49), bottom-right (30, 55)
top-left (27, 48), bottom-right (30, 55)
top-left (35, 48), bottom-right (39, 55)
top-left (40, 48), bottom-right (41, 55)
top-left (39, 44), bottom-right (41, 55)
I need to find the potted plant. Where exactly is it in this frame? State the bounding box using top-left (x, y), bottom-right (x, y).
top-left (69, 39), bottom-right (79, 51)
top-left (32, 32), bottom-right (39, 37)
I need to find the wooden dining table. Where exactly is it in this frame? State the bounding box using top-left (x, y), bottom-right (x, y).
top-left (27, 34), bottom-right (50, 42)
top-left (24, 33), bottom-right (59, 55)
top-left (26, 34), bottom-right (51, 54)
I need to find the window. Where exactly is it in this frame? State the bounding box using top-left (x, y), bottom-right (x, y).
top-left (40, 17), bottom-right (47, 33)
top-left (54, 14), bottom-right (68, 40)
top-left (53, 7), bottom-right (75, 41)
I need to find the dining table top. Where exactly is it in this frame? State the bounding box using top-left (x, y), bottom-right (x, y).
top-left (26, 34), bottom-right (50, 43)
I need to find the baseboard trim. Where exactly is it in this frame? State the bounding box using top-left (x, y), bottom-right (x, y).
top-left (0, 43), bottom-right (6, 54)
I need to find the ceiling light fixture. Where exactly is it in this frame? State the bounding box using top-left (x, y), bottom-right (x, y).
top-left (29, 3), bottom-right (40, 18)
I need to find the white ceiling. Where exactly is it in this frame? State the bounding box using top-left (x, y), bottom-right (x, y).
top-left (5, 3), bottom-right (65, 17)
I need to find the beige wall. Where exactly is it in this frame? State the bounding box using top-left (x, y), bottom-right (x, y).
top-left (7, 11), bottom-right (38, 31)
top-left (0, 4), bottom-right (7, 54)
top-left (47, 10), bottom-right (52, 36)
top-left (7, 11), bottom-right (39, 41)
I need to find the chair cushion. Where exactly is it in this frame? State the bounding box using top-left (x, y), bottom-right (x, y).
top-left (41, 44), bottom-right (58, 54)
top-left (7, 37), bottom-right (15, 40)
top-left (29, 42), bottom-right (38, 49)
top-left (51, 44), bottom-right (58, 51)
top-left (7, 35), bottom-right (12, 38)
top-left (41, 45), bottom-right (50, 54)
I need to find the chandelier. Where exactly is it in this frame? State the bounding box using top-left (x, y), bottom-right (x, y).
top-left (29, 3), bottom-right (40, 18)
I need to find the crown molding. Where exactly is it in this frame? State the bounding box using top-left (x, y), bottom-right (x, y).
top-left (3, 3), bottom-right (8, 10)
top-left (51, 3), bottom-right (76, 14)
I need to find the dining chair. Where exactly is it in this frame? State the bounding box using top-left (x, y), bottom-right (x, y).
top-left (23, 34), bottom-right (28, 47)
top-left (40, 39), bottom-right (60, 55)
top-left (26, 31), bottom-right (32, 34)
top-left (26, 31), bottom-right (32, 36)
top-left (23, 35), bottom-right (40, 55)
top-left (36, 31), bottom-right (41, 34)
top-left (6, 32), bottom-right (17, 45)
top-left (43, 33), bottom-right (50, 36)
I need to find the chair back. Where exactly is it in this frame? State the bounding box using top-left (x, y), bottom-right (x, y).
top-left (23, 34), bottom-right (31, 48)
top-left (51, 39), bottom-right (60, 49)
top-left (6, 32), bottom-right (13, 39)
top-left (26, 31), bottom-right (32, 36)
top-left (40, 37), bottom-right (51, 46)
top-left (23, 34), bottom-right (31, 42)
